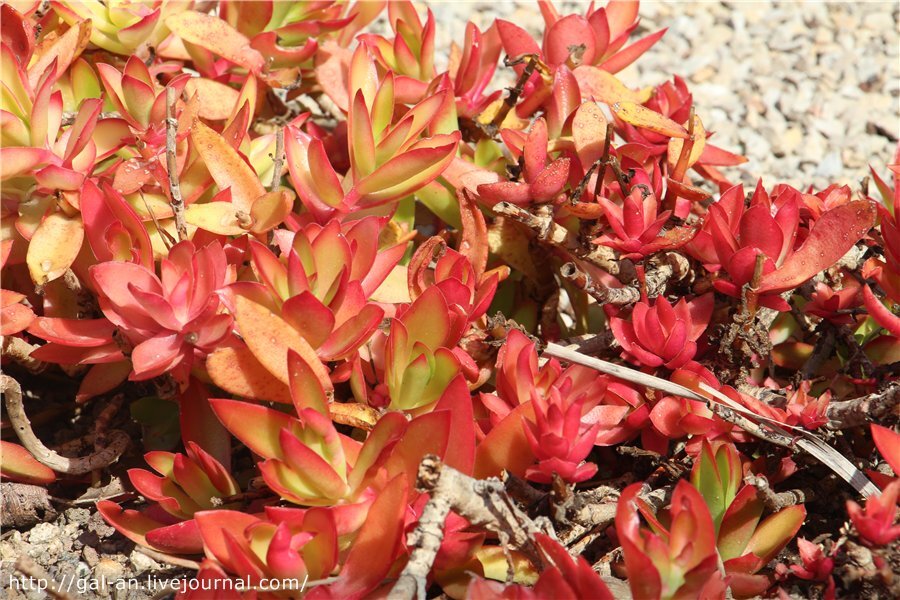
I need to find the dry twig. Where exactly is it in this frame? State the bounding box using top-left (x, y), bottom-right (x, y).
top-left (134, 546), bottom-right (201, 571)
top-left (0, 482), bottom-right (57, 529)
top-left (270, 127), bottom-right (285, 192)
top-left (744, 473), bottom-right (815, 511)
top-left (14, 557), bottom-right (75, 600)
top-left (2, 335), bottom-right (47, 373)
top-left (1, 374), bottom-right (129, 475)
top-left (493, 202), bottom-right (624, 276)
top-left (165, 86), bottom-right (187, 241)
top-left (825, 383), bottom-right (899, 429)
top-left (389, 455), bottom-right (553, 600)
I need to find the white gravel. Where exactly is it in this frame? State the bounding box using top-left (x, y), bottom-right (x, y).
top-left (429, 1), bottom-right (900, 191)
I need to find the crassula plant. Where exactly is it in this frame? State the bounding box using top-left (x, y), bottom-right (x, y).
top-left (1, 1), bottom-right (898, 599)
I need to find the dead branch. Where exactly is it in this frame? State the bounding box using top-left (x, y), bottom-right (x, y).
top-left (0, 482), bottom-right (57, 529)
top-left (801, 325), bottom-right (836, 380)
top-left (389, 455), bottom-right (554, 600)
top-left (480, 55), bottom-right (539, 137)
top-left (556, 331), bottom-right (618, 355)
top-left (493, 202), bottom-right (624, 276)
top-left (561, 252), bottom-right (689, 307)
top-left (503, 472), bottom-right (546, 508)
top-left (561, 262), bottom-right (639, 305)
top-left (737, 382), bottom-right (787, 407)
top-left (825, 383), bottom-right (899, 429)
top-left (744, 473), bottom-right (815, 511)
top-left (1, 374), bottom-right (129, 475)
top-left (133, 546), bottom-right (201, 571)
top-left (165, 86), bottom-right (187, 242)
top-left (270, 127), bottom-right (285, 192)
top-left (62, 268), bottom-right (96, 318)
top-left (14, 557), bottom-right (75, 600)
top-left (2, 335), bottom-right (47, 373)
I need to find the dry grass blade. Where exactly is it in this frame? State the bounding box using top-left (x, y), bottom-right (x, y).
top-left (543, 342), bottom-right (879, 498)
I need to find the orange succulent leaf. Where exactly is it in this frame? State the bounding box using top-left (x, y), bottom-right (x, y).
top-left (206, 345), bottom-right (294, 404)
top-left (96, 500), bottom-right (165, 550)
top-left (700, 143), bottom-right (749, 166)
top-left (572, 100), bottom-right (608, 165)
top-left (385, 410), bottom-right (451, 485)
top-left (287, 349), bottom-right (332, 417)
top-left (474, 401), bottom-right (536, 479)
top-left (143, 520), bottom-right (205, 556)
top-left (80, 179), bottom-right (154, 269)
top-left (433, 375), bottom-right (476, 474)
top-left (325, 475), bottom-right (409, 599)
top-left (0, 300), bottom-right (35, 336)
top-left (74, 361), bottom-right (131, 404)
top-left (249, 189), bottom-right (294, 234)
top-left (165, 11), bottom-right (265, 74)
top-left (183, 202), bottom-right (247, 236)
top-left (25, 211), bottom-right (83, 285)
top-left (183, 78), bottom-right (241, 121)
top-left (192, 510), bottom-right (262, 573)
top-left (179, 383), bottom-right (232, 471)
top-left (611, 100), bottom-right (689, 139)
top-left (599, 26), bottom-right (667, 74)
top-left (457, 189), bottom-right (489, 282)
top-left (0, 440), bottom-right (56, 485)
top-left (191, 121), bottom-right (266, 214)
top-left (862, 285), bottom-right (900, 337)
top-left (350, 132), bottom-right (461, 208)
top-left (742, 504), bottom-right (806, 566)
top-left (574, 65), bottom-right (652, 105)
top-left (209, 398), bottom-right (295, 461)
top-left (691, 440), bottom-right (744, 532)
top-left (316, 304), bottom-right (385, 361)
top-left (846, 480), bottom-right (900, 547)
top-left (716, 485), bottom-right (765, 562)
top-left (616, 480), bottom-right (722, 599)
top-left (284, 128), bottom-right (345, 219)
top-left (1, 4), bottom-right (34, 62)
top-left (667, 113), bottom-right (707, 170)
top-left (232, 294), bottom-right (329, 386)
top-left (27, 17), bottom-right (91, 89)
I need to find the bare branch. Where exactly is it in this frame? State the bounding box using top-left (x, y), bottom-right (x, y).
top-left (166, 86), bottom-right (187, 242)
top-left (1, 374), bottom-right (129, 475)
top-left (2, 336), bottom-right (47, 373)
top-left (14, 557), bottom-right (75, 600)
top-left (744, 473), bottom-right (816, 511)
top-left (270, 127), bottom-right (285, 192)
top-left (62, 268), bottom-right (96, 318)
top-left (389, 455), bottom-right (554, 600)
top-left (561, 252), bottom-right (689, 307)
top-left (825, 383), bottom-right (899, 429)
top-left (493, 202), bottom-right (625, 276)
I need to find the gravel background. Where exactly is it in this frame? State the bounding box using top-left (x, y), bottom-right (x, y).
top-left (431, 0), bottom-right (900, 191)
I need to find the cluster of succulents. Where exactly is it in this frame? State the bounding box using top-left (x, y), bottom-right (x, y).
top-left (1, 1), bottom-right (897, 598)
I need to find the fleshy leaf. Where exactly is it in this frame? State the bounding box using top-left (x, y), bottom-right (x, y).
top-left (759, 201), bottom-right (876, 293)
top-left (0, 441), bottom-right (56, 485)
top-left (611, 100), bottom-right (688, 139)
top-left (191, 121), bottom-right (266, 213)
top-left (26, 212), bottom-right (84, 284)
top-left (165, 11), bottom-right (265, 73)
